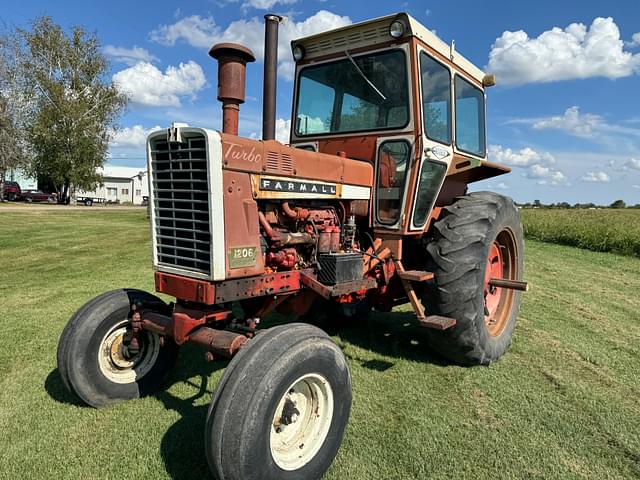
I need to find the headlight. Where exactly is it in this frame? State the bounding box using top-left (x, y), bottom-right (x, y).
top-left (389, 20), bottom-right (406, 38)
top-left (293, 44), bottom-right (305, 61)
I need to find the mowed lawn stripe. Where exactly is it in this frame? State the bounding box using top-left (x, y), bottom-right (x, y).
top-left (0, 210), bottom-right (639, 479)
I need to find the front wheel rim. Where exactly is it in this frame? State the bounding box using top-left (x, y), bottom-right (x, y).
top-left (269, 373), bottom-right (334, 471)
top-left (97, 320), bottom-right (160, 384)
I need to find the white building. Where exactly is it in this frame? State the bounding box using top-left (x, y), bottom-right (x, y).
top-left (78, 166), bottom-right (149, 205)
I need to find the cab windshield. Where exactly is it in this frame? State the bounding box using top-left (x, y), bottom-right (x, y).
top-left (295, 50), bottom-right (409, 136)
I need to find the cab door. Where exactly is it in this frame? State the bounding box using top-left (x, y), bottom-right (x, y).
top-left (409, 47), bottom-right (454, 230)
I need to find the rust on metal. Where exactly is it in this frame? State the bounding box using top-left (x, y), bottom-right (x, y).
top-left (397, 270), bottom-right (434, 282)
top-left (188, 327), bottom-right (248, 358)
top-left (421, 315), bottom-right (457, 330)
top-left (209, 43), bottom-right (256, 135)
top-left (215, 271), bottom-right (303, 303)
top-left (488, 278), bottom-right (529, 292)
top-left (299, 271), bottom-right (376, 300)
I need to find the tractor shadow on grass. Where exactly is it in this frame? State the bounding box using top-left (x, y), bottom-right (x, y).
top-left (156, 343), bottom-right (226, 480)
top-left (330, 310), bottom-right (451, 368)
top-left (44, 369), bottom-right (85, 406)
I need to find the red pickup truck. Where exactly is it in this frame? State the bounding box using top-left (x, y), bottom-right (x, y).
top-left (3, 181), bottom-right (21, 201)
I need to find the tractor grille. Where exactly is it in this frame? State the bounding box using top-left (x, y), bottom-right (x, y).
top-left (150, 134), bottom-right (211, 276)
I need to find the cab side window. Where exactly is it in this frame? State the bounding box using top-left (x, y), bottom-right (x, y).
top-left (420, 52), bottom-right (451, 145)
top-left (455, 75), bottom-right (486, 157)
top-left (376, 140), bottom-right (411, 225)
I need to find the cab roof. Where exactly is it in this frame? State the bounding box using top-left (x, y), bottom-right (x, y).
top-left (291, 12), bottom-right (486, 83)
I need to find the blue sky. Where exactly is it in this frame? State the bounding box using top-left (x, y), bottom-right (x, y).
top-left (3, 0), bottom-right (640, 204)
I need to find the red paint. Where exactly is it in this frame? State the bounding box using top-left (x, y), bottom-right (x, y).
top-left (484, 242), bottom-right (504, 322)
top-left (155, 272), bottom-right (216, 304)
top-left (171, 305), bottom-right (233, 345)
top-left (266, 248), bottom-right (298, 269)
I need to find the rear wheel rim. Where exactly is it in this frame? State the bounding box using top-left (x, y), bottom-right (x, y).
top-left (269, 373), bottom-right (334, 471)
top-left (484, 228), bottom-right (518, 337)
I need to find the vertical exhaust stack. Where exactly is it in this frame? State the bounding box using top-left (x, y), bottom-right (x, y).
top-left (209, 43), bottom-right (256, 136)
top-left (262, 14), bottom-right (283, 141)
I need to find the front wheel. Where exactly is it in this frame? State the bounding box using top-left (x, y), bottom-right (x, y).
top-left (205, 324), bottom-right (351, 480)
top-left (56, 289), bottom-right (178, 407)
top-left (423, 192), bottom-right (524, 365)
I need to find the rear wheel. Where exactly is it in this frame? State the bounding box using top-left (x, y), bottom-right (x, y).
top-left (85, 199), bottom-right (93, 207)
top-left (423, 192), bottom-right (524, 365)
top-left (57, 289), bottom-right (178, 407)
top-left (205, 323), bottom-right (351, 480)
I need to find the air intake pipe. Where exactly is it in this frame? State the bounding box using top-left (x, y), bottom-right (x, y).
top-left (262, 14), bottom-right (283, 141)
top-left (209, 43), bottom-right (256, 135)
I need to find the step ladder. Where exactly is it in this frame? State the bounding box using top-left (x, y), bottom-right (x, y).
top-left (396, 260), bottom-right (456, 330)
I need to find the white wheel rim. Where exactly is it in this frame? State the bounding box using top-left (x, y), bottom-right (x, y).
top-left (97, 320), bottom-right (160, 384)
top-left (269, 373), bottom-right (334, 471)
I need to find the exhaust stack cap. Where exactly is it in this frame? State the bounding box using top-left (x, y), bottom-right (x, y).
top-left (209, 43), bottom-right (256, 135)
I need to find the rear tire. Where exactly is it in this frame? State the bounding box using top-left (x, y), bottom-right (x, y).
top-left (57, 289), bottom-right (178, 407)
top-left (423, 192), bottom-right (524, 365)
top-left (205, 323), bottom-right (351, 480)
top-left (85, 199), bottom-right (93, 207)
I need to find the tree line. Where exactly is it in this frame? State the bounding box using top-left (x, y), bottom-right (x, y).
top-left (0, 16), bottom-right (126, 202)
top-left (518, 199), bottom-right (639, 209)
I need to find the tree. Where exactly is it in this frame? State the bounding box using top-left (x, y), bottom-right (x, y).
top-left (610, 199), bottom-right (626, 209)
top-left (15, 17), bottom-right (126, 202)
top-left (0, 34), bottom-right (32, 200)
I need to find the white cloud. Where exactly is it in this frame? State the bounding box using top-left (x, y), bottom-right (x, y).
top-left (489, 144), bottom-right (555, 167)
top-left (487, 17), bottom-right (640, 85)
top-left (242, 0), bottom-right (297, 9)
top-left (103, 45), bottom-right (158, 66)
top-left (112, 61), bottom-right (206, 107)
top-left (110, 125), bottom-right (163, 148)
top-left (490, 144), bottom-right (566, 186)
top-left (532, 106), bottom-right (603, 138)
top-left (275, 118), bottom-right (291, 144)
top-left (150, 11), bottom-right (352, 80)
top-left (526, 164), bottom-right (567, 186)
top-left (633, 184), bottom-right (640, 189)
top-left (495, 182), bottom-right (509, 190)
top-left (625, 158), bottom-right (640, 170)
top-left (627, 32), bottom-right (640, 48)
top-left (581, 171), bottom-right (610, 183)
top-left (150, 15), bottom-right (218, 48)
top-left (509, 107), bottom-right (640, 148)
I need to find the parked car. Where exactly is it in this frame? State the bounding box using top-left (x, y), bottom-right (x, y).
top-left (3, 181), bottom-right (21, 201)
top-left (22, 190), bottom-right (55, 203)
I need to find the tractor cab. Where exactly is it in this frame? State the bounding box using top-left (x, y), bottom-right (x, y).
top-left (290, 13), bottom-right (508, 234)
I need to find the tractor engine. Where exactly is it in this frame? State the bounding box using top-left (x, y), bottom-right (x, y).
top-left (147, 125), bottom-right (373, 287)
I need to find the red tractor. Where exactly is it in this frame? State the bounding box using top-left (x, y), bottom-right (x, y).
top-left (58, 12), bottom-right (527, 480)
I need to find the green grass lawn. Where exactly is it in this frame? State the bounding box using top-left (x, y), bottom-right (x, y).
top-left (1, 210), bottom-right (640, 479)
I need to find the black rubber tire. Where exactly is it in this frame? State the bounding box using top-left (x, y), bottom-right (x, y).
top-left (205, 323), bottom-right (352, 480)
top-left (7, 193), bottom-right (16, 201)
top-left (85, 199), bottom-right (93, 207)
top-left (423, 192), bottom-right (524, 365)
top-left (56, 289), bottom-right (178, 407)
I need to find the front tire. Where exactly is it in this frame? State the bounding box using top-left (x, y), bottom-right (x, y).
top-left (56, 289), bottom-right (178, 407)
top-left (423, 192), bottom-right (524, 365)
top-left (205, 324), bottom-right (351, 480)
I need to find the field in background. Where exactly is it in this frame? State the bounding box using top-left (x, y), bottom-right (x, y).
top-left (522, 208), bottom-right (640, 257)
top-left (1, 210), bottom-right (640, 479)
